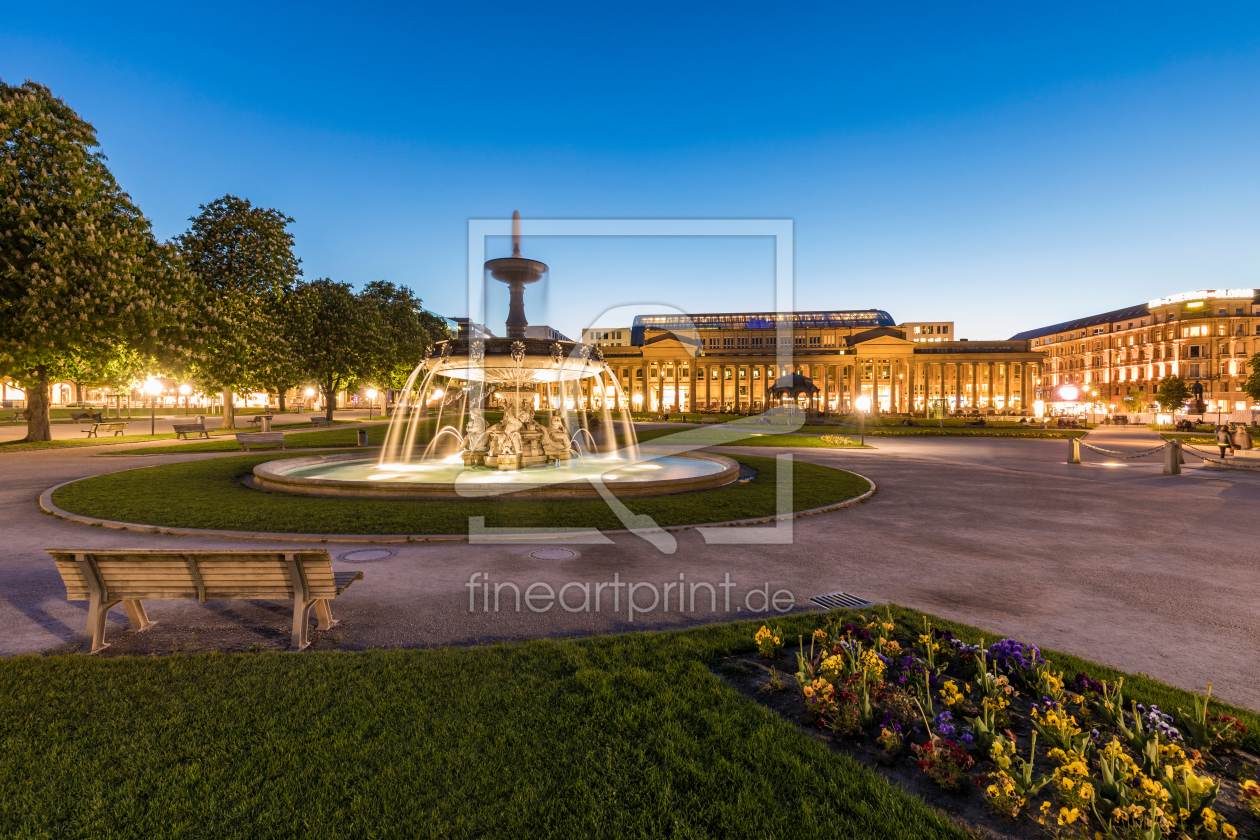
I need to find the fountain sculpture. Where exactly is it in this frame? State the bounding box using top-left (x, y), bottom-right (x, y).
top-left (249, 213), bottom-right (738, 500)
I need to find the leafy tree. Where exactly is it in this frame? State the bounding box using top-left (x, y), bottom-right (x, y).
top-left (0, 80), bottom-right (195, 441)
top-left (1243, 353), bottom-right (1260, 404)
top-left (1156, 374), bottom-right (1192, 413)
top-left (287, 279), bottom-right (377, 421)
top-left (1121, 387), bottom-right (1148, 413)
top-left (175, 195), bottom-right (301, 428)
top-left (360, 280), bottom-right (449, 392)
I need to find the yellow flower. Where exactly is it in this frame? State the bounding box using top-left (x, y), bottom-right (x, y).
top-left (986, 784), bottom-right (999, 797)
top-left (1079, 782), bottom-right (1095, 800)
top-left (1058, 807), bottom-right (1080, 826)
top-left (1223, 824), bottom-right (1237, 839)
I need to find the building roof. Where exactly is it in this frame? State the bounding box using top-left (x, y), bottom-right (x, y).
top-left (1007, 303), bottom-right (1149, 342)
top-left (632, 310), bottom-right (896, 332)
top-left (843, 327), bottom-right (907, 346)
top-left (769, 374), bottom-right (819, 393)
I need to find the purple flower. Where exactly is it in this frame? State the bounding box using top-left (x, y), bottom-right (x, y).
top-left (988, 638), bottom-right (1045, 673)
top-left (960, 732), bottom-right (974, 746)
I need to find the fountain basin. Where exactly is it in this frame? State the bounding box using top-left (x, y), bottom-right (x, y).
top-left (248, 451), bottom-right (740, 500)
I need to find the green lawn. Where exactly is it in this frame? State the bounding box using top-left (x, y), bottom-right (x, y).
top-left (0, 420), bottom-right (364, 453)
top-left (2, 606), bottom-right (1253, 840)
top-left (51, 452), bottom-right (870, 534)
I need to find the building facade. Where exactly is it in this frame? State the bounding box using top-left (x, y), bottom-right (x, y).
top-left (1011, 289), bottom-right (1259, 412)
top-left (582, 327), bottom-right (631, 347)
top-left (594, 310), bottom-right (1043, 414)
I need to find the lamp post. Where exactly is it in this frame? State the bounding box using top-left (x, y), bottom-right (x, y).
top-left (855, 394), bottom-right (871, 445)
top-left (303, 388), bottom-right (315, 414)
top-left (179, 384), bottom-right (191, 416)
top-left (366, 388), bottom-right (377, 420)
top-left (144, 378), bottom-right (162, 436)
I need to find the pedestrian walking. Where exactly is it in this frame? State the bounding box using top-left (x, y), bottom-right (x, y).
top-left (1233, 424), bottom-right (1253, 451)
top-left (1215, 425), bottom-right (1232, 457)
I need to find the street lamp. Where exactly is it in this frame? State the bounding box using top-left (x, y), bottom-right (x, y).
top-left (855, 394), bottom-right (871, 445)
top-left (366, 388), bottom-right (378, 420)
top-left (304, 388), bottom-right (315, 414)
top-left (179, 384), bottom-right (191, 416)
top-left (144, 378), bottom-right (163, 436)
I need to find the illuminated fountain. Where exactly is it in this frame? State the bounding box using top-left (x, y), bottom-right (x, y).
top-left (250, 213), bottom-right (737, 500)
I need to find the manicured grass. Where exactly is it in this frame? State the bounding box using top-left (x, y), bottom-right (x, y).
top-left (2, 607), bottom-right (1253, 839)
top-left (1, 420), bottom-right (366, 453)
top-left (51, 452), bottom-right (870, 534)
top-left (110, 422), bottom-right (396, 454)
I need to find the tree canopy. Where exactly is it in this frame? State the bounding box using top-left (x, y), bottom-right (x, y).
top-left (1243, 354), bottom-right (1260, 405)
top-left (0, 80), bottom-right (195, 440)
top-left (1155, 374), bottom-right (1191, 413)
top-left (175, 195), bottom-right (301, 427)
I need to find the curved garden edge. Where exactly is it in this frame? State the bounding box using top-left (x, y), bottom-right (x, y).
top-left (38, 470), bottom-right (878, 544)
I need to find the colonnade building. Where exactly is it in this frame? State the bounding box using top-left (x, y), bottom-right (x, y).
top-left (597, 310), bottom-right (1044, 414)
top-left (1011, 288), bottom-right (1259, 413)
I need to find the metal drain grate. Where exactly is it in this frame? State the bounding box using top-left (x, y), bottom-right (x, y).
top-left (810, 591), bottom-right (873, 610)
top-left (530, 548), bottom-right (578, 561)
top-left (339, 549), bottom-right (396, 563)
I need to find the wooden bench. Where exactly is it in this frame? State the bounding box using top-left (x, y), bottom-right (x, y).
top-left (236, 432), bottom-right (286, 451)
top-left (308, 416), bottom-right (333, 426)
top-left (83, 422), bottom-right (127, 437)
top-left (173, 422), bottom-right (209, 440)
top-left (46, 549), bottom-right (363, 652)
top-left (70, 411), bottom-right (104, 423)
top-left (236, 433), bottom-right (286, 453)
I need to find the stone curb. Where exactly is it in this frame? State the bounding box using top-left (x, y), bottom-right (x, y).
top-left (39, 471), bottom-right (878, 545)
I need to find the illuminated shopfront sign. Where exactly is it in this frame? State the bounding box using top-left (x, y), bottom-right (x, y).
top-left (1147, 289), bottom-right (1255, 308)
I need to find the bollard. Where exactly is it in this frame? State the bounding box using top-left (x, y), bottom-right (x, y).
top-left (1069, 437), bottom-right (1081, 464)
top-left (357, 428), bottom-right (369, 447)
top-left (1164, 439), bottom-right (1181, 475)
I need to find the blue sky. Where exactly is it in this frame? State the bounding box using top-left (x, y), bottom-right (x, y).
top-left (5, 2), bottom-right (1260, 339)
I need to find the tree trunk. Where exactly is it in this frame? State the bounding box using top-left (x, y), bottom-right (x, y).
top-left (222, 389), bottom-right (235, 430)
top-left (23, 366), bottom-right (53, 443)
top-left (73, 381), bottom-right (83, 404)
top-left (324, 377), bottom-right (335, 422)
top-left (277, 388), bottom-right (287, 412)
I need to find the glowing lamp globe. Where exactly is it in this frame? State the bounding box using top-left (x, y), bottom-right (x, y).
top-left (304, 388), bottom-right (315, 398)
top-left (143, 379), bottom-right (163, 397)
top-left (366, 388), bottom-right (377, 400)
top-left (178, 384), bottom-right (192, 396)
top-left (1059, 385), bottom-right (1079, 401)
top-left (855, 395), bottom-right (871, 412)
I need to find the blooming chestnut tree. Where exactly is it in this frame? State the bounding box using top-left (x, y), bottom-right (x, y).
top-left (286, 278), bottom-right (378, 421)
top-left (175, 195), bottom-right (302, 429)
top-left (0, 80), bottom-right (195, 441)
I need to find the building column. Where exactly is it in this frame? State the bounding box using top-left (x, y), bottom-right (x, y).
top-left (689, 362), bottom-right (697, 413)
top-left (1003, 363), bottom-right (1011, 412)
top-left (705, 365), bottom-right (711, 409)
top-left (952, 364), bottom-right (960, 410)
top-left (851, 360), bottom-right (861, 411)
top-left (938, 363), bottom-right (945, 411)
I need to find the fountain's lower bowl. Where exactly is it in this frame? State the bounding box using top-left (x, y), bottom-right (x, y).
top-left (247, 451), bottom-right (740, 500)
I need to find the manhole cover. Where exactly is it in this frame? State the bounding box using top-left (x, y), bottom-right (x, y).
top-left (339, 549), bottom-right (395, 563)
top-left (530, 549), bottom-right (578, 561)
top-left (810, 591), bottom-right (873, 610)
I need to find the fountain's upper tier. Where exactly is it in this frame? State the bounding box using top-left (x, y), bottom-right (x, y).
top-left (428, 337), bottom-right (606, 384)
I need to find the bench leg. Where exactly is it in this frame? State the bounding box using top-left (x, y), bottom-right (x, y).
top-left (314, 600), bottom-right (338, 630)
top-left (86, 596), bottom-right (122, 654)
top-left (122, 599), bottom-right (155, 632)
top-left (290, 598), bottom-right (318, 651)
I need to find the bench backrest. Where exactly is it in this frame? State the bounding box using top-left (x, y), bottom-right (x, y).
top-left (46, 549), bottom-right (337, 602)
top-left (99, 423), bottom-right (124, 430)
top-left (173, 423), bottom-right (205, 431)
top-left (238, 432), bottom-right (285, 443)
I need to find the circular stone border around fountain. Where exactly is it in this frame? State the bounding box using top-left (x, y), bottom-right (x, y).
top-left (247, 451), bottom-right (741, 500)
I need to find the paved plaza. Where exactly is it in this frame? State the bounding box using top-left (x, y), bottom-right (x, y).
top-left (2, 424), bottom-right (1258, 709)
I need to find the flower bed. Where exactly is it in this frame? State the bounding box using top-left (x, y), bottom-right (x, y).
top-left (725, 613), bottom-right (1258, 840)
top-left (819, 434), bottom-right (864, 447)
